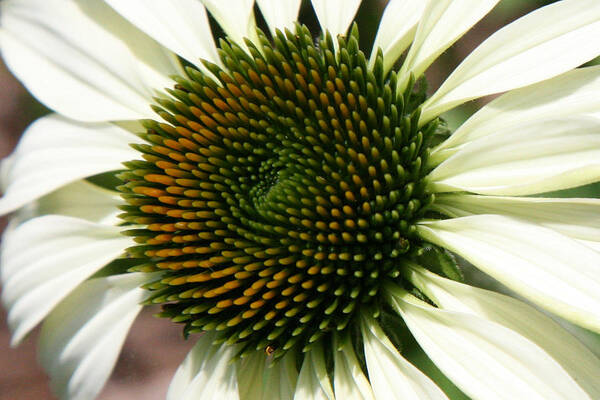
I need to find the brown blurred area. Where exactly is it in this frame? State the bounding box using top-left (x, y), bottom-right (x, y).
top-left (0, 1), bottom-right (558, 399)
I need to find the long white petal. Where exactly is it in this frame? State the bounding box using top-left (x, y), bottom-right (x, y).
top-left (237, 351), bottom-right (266, 400)
top-left (0, 114), bottom-right (138, 216)
top-left (369, 0), bottom-right (426, 73)
top-left (201, 0), bottom-right (259, 47)
top-left (361, 315), bottom-right (449, 400)
top-left (17, 180), bottom-right (122, 226)
top-left (257, 0), bottom-right (302, 35)
top-left (397, 0), bottom-right (499, 91)
top-left (333, 335), bottom-right (375, 400)
top-left (294, 343), bottom-right (334, 400)
top-left (1, 215), bottom-right (132, 345)
top-left (311, 0), bottom-right (361, 38)
top-left (433, 194), bottom-right (600, 247)
top-left (74, 1), bottom-right (180, 92)
top-left (422, 0), bottom-right (600, 122)
top-left (263, 352), bottom-right (298, 400)
top-left (0, 0), bottom-right (177, 122)
top-left (427, 117), bottom-right (600, 196)
top-left (417, 215), bottom-right (600, 333)
top-left (431, 65), bottom-right (600, 162)
top-left (104, 0), bottom-right (220, 69)
top-left (38, 273), bottom-right (150, 400)
top-left (387, 288), bottom-right (592, 400)
top-left (167, 332), bottom-right (240, 400)
top-left (406, 265), bottom-right (600, 399)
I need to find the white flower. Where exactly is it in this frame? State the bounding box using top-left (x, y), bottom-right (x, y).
top-left (1, 0), bottom-right (600, 399)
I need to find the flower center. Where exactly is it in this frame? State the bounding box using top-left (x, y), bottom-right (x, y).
top-left (119, 25), bottom-right (437, 358)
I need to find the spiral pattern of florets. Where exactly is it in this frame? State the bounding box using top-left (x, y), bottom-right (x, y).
top-left (118, 24), bottom-right (437, 358)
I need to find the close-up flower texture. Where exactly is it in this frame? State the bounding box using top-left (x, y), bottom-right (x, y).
top-left (1, 0), bottom-right (600, 399)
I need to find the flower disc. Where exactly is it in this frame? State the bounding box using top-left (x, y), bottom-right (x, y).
top-left (119, 25), bottom-right (437, 357)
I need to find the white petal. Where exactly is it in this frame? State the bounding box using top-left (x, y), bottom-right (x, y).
top-left (361, 315), bottom-right (449, 400)
top-left (104, 0), bottom-right (220, 69)
top-left (579, 240), bottom-right (600, 252)
top-left (0, 0), bottom-right (176, 122)
top-left (431, 65), bottom-right (600, 163)
top-left (263, 352), bottom-right (298, 400)
top-left (166, 333), bottom-right (218, 400)
top-left (427, 117), bottom-right (600, 196)
top-left (433, 194), bottom-right (600, 246)
top-left (0, 114), bottom-right (138, 216)
top-left (387, 288), bottom-right (592, 400)
top-left (26, 180), bottom-right (123, 226)
top-left (257, 0), bottom-right (302, 35)
top-left (417, 215), bottom-right (600, 333)
top-left (369, 0), bottom-right (426, 73)
top-left (74, 1), bottom-right (181, 92)
top-left (406, 265), bottom-right (600, 399)
top-left (311, 0), bottom-right (361, 38)
top-left (201, 0), bottom-right (259, 47)
top-left (167, 332), bottom-right (240, 400)
top-left (333, 335), bottom-right (375, 400)
top-left (237, 351), bottom-right (298, 400)
top-left (422, 0), bottom-right (600, 122)
top-left (397, 0), bottom-right (499, 91)
top-left (294, 344), bottom-right (334, 400)
top-left (38, 273), bottom-right (150, 400)
top-left (555, 318), bottom-right (600, 360)
top-left (237, 351), bottom-right (266, 400)
top-left (1, 215), bottom-right (132, 345)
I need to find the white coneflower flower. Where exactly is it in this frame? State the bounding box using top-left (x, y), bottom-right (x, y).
top-left (1, 0), bottom-right (600, 399)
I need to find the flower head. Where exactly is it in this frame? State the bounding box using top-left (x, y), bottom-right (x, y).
top-left (1, 0), bottom-right (600, 399)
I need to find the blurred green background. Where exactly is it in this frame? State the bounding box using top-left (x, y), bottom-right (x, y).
top-left (0, 1), bottom-right (598, 399)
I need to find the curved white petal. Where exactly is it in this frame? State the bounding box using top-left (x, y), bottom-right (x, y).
top-left (433, 195), bottom-right (600, 247)
top-left (333, 335), bottom-right (375, 400)
top-left (361, 315), bottom-right (449, 400)
top-left (311, 0), bottom-right (361, 38)
top-left (17, 180), bottom-right (123, 226)
top-left (167, 332), bottom-right (240, 400)
top-left (294, 343), bottom-right (334, 400)
top-left (406, 265), bottom-right (600, 399)
top-left (237, 351), bottom-right (266, 400)
top-left (0, 114), bottom-right (138, 216)
top-left (387, 288), bottom-right (592, 400)
top-left (201, 0), bottom-right (259, 47)
top-left (422, 0), bottom-right (600, 122)
top-left (0, 0), bottom-right (176, 122)
top-left (417, 215), bottom-right (600, 333)
top-left (38, 273), bottom-right (150, 400)
top-left (397, 0), bottom-right (499, 91)
top-left (369, 0), bottom-right (426, 73)
top-left (1, 215), bottom-right (132, 345)
top-left (74, 1), bottom-right (181, 92)
top-left (104, 0), bottom-right (220, 69)
top-left (428, 117), bottom-right (600, 196)
top-left (257, 0), bottom-right (302, 35)
top-left (432, 65), bottom-right (600, 162)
